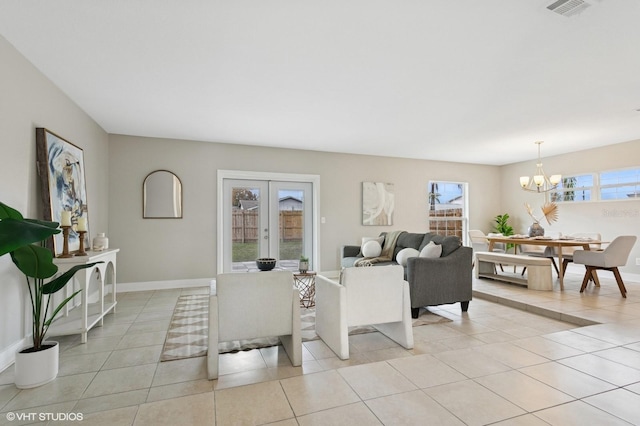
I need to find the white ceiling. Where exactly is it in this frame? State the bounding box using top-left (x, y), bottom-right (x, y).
top-left (1, 0), bottom-right (640, 165)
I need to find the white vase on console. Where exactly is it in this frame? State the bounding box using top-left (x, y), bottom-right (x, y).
top-left (93, 233), bottom-right (109, 251)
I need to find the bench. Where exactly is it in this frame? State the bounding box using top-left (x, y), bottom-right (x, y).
top-left (474, 252), bottom-right (553, 290)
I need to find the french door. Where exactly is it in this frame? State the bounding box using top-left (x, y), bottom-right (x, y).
top-left (219, 171), bottom-right (318, 273)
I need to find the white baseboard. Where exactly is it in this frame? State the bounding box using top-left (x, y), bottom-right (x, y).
top-left (0, 337), bottom-right (29, 375)
top-left (118, 278), bottom-right (214, 293)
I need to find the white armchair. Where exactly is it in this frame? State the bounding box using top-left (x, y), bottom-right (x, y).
top-left (207, 271), bottom-right (301, 379)
top-left (315, 265), bottom-right (413, 360)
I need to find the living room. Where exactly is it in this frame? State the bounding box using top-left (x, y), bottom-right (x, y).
top-left (2, 1), bottom-right (640, 424)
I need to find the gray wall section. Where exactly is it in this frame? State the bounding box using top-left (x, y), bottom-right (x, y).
top-left (108, 134), bottom-right (500, 283)
top-left (0, 35), bottom-right (109, 357)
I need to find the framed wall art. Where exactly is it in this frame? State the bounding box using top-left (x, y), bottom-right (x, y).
top-left (36, 128), bottom-right (90, 255)
top-left (362, 181), bottom-right (394, 226)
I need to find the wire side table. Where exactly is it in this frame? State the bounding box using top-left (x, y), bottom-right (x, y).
top-left (293, 271), bottom-right (316, 308)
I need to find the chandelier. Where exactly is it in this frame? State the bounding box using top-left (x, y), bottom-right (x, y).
top-left (519, 141), bottom-right (561, 193)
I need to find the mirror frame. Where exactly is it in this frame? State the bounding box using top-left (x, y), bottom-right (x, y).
top-left (143, 170), bottom-right (183, 219)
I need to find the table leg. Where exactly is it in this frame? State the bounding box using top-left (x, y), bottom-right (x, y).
top-left (557, 248), bottom-right (564, 291)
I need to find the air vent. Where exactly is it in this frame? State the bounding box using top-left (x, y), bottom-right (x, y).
top-left (547, 0), bottom-right (591, 16)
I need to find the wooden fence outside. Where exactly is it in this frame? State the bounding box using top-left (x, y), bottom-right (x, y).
top-left (232, 210), bottom-right (303, 242)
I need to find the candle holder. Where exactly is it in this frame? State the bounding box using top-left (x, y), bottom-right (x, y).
top-left (75, 231), bottom-right (88, 256)
top-left (58, 226), bottom-right (74, 258)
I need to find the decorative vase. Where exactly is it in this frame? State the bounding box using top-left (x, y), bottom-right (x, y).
top-left (92, 233), bottom-right (109, 251)
top-left (528, 222), bottom-right (545, 237)
top-left (299, 261), bottom-right (309, 273)
top-left (14, 341), bottom-right (59, 389)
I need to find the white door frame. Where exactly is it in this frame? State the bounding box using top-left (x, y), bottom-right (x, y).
top-left (217, 170), bottom-right (320, 274)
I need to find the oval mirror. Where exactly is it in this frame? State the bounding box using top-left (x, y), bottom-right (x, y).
top-left (143, 170), bottom-right (183, 218)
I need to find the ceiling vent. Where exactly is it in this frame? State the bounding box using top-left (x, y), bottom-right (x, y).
top-left (547, 0), bottom-right (591, 16)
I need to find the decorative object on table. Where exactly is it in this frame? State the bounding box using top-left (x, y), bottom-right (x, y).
top-left (256, 257), bottom-right (276, 271)
top-left (519, 141), bottom-right (561, 193)
top-left (0, 201), bottom-right (101, 388)
top-left (36, 128), bottom-right (90, 255)
top-left (143, 170), bottom-right (183, 218)
top-left (525, 202), bottom-right (559, 237)
top-left (92, 232), bottom-right (109, 251)
top-left (362, 181), bottom-right (394, 226)
top-left (298, 254), bottom-right (309, 273)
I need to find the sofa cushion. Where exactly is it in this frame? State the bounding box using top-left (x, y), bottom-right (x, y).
top-left (392, 232), bottom-right (423, 260)
top-left (420, 241), bottom-right (442, 258)
top-left (396, 248), bottom-right (420, 266)
top-left (419, 233), bottom-right (462, 257)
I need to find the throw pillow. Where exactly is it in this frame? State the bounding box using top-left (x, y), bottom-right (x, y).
top-left (361, 240), bottom-right (382, 257)
top-left (396, 247), bottom-right (420, 266)
top-left (360, 236), bottom-right (384, 255)
top-left (420, 241), bottom-right (442, 258)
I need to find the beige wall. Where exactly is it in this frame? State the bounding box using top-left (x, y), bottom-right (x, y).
top-left (108, 134), bottom-right (501, 283)
top-left (500, 139), bottom-right (640, 275)
top-left (0, 35), bottom-right (109, 365)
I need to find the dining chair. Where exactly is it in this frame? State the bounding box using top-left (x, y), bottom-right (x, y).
top-left (468, 230), bottom-right (505, 270)
top-left (519, 232), bottom-right (561, 276)
top-left (572, 235), bottom-right (637, 297)
top-left (552, 232), bottom-right (601, 278)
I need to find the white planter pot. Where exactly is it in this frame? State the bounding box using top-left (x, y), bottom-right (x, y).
top-left (14, 341), bottom-right (59, 389)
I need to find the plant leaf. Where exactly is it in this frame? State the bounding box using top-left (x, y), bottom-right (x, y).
top-left (42, 262), bottom-right (103, 294)
top-left (10, 245), bottom-right (58, 279)
top-left (0, 218), bottom-right (61, 257)
top-left (44, 289), bottom-right (82, 328)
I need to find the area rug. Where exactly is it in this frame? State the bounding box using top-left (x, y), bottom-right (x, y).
top-left (161, 295), bottom-right (452, 361)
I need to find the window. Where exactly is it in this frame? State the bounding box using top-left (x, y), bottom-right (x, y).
top-left (427, 181), bottom-right (468, 241)
top-left (600, 168), bottom-right (640, 200)
top-left (550, 174), bottom-right (593, 202)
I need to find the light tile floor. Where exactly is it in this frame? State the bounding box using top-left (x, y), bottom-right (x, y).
top-left (1, 272), bottom-right (640, 425)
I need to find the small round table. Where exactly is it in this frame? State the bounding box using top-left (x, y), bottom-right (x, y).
top-left (293, 271), bottom-right (316, 308)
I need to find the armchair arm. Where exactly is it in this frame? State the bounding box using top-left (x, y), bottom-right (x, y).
top-left (315, 275), bottom-right (348, 359)
top-left (406, 246), bottom-right (472, 307)
top-left (341, 245), bottom-right (361, 258)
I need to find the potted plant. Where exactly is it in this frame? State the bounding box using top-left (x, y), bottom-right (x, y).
top-left (493, 213), bottom-right (515, 251)
top-left (299, 254), bottom-right (309, 273)
top-left (0, 201), bottom-right (100, 388)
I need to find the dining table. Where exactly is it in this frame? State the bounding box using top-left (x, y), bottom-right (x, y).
top-left (486, 236), bottom-right (603, 290)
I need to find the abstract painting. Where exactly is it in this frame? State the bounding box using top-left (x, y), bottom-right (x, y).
top-left (362, 182), bottom-right (394, 226)
top-left (36, 128), bottom-right (89, 254)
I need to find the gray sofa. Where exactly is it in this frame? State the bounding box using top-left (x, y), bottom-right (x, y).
top-left (341, 232), bottom-right (472, 318)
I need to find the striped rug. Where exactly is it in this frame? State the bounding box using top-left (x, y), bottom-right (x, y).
top-left (161, 295), bottom-right (452, 361)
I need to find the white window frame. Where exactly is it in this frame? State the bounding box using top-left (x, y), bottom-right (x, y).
top-left (599, 166), bottom-right (640, 201)
top-left (550, 173), bottom-right (595, 203)
top-left (427, 181), bottom-right (469, 244)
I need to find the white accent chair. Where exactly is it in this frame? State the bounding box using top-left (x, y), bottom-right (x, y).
top-left (573, 235), bottom-right (637, 298)
top-left (315, 265), bottom-right (413, 360)
top-left (207, 271), bottom-right (301, 379)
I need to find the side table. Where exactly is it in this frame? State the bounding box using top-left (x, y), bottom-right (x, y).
top-left (293, 271), bottom-right (316, 308)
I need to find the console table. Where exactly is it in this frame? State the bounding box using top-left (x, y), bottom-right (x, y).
top-left (50, 249), bottom-right (119, 343)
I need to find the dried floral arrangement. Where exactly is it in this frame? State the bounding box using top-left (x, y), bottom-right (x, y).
top-left (525, 202), bottom-right (558, 225)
